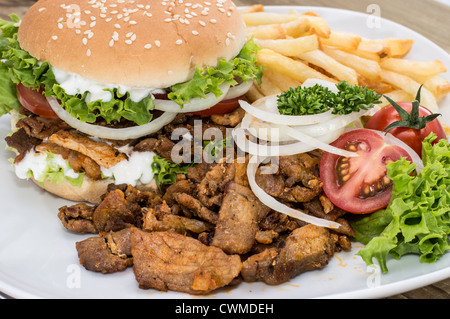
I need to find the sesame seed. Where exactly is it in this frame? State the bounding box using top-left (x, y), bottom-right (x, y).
top-left (192, 30), bottom-right (199, 35)
top-left (114, 24), bottom-right (121, 28)
top-left (226, 38), bottom-right (230, 46)
top-left (52, 35), bottom-right (58, 40)
top-left (155, 40), bottom-right (161, 47)
top-left (176, 39), bottom-right (183, 45)
top-left (82, 38), bottom-right (88, 45)
top-left (210, 19), bottom-right (217, 23)
top-left (199, 20), bottom-right (206, 26)
top-left (90, 21), bottom-right (96, 27)
top-left (131, 34), bottom-right (137, 41)
top-left (109, 39), bottom-right (115, 47)
top-left (144, 44), bottom-right (152, 49)
top-left (129, 21), bottom-right (137, 24)
top-left (87, 49), bottom-right (91, 57)
top-left (38, 8), bottom-right (46, 12)
top-left (125, 40), bottom-right (132, 45)
top-left (58, 23), bottom-right (64, 29)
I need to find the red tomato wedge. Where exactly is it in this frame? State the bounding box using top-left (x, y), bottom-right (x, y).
top-left (16, 84), bottom-right (59, 118)
top-left (320, 129), bottom-right (412, 214)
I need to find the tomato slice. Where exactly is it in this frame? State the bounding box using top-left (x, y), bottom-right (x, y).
top-left (154, 92), bottom-right (242, 116)
top-left (16, 84), bottom-right (59, 118)
top-left (189, 96), bottom-right (242, 116)
top-left (320, 129), bottom-right (412, 214)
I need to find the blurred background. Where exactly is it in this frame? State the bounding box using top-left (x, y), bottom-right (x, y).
top-left (0, 0), bottom-right (448, 52)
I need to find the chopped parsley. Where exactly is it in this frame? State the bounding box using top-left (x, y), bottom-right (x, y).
top-left (277, 81), bottom-right (382, 116)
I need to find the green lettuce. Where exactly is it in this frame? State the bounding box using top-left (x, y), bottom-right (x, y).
top-left (22, 152), bottom-right (85, 188)
top-left (151, 155), bottom-right (188, 188)
top-left (352, 133), bottom-right (450, 273)
top-left (0, 15), bottom-right (262, 124)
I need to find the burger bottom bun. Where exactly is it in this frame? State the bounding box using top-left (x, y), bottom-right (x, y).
top-left (31, 177), bottom-right (158, 205)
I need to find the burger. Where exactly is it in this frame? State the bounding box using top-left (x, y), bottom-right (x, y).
top-left (0, 0), bottom-right (262, 204)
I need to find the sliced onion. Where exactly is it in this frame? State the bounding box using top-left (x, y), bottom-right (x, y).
top-left (224, 81), bottom-right (253, 100)
top-left (283, 125), bottom-right (358, 157)
top-left (47, 97), bottom-right (177, 140)
top-left (239, 99), bottom-right (336, 126)
top-left (247, 154), bottom-right (342, 230)
top-left (232, 126), bottom-right (344, 157)
top-left (153, 84), bottom-right (230, 113)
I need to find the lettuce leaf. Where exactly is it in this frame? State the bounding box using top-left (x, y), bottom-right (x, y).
top-left (352, 133), bottom-right (450, 273)
top-left (168, 38), bottom-right (263, 106)
top-left (22, 152), bottom-right (85, 188)
top-left (0, 15), bottom-right (262, 124)
top-left (151, 155), bottom-right (188, 188)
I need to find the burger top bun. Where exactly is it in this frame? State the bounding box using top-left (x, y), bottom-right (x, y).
top-left (18, 0), bottom-right (247, 89)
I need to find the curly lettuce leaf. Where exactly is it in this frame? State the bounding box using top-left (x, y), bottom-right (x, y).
top-left (168, 38), bottom-right (263, 106)
top-left (151, 155), bottom-right (188, 188)
top-left (352, 133), bottom-right (450, 273)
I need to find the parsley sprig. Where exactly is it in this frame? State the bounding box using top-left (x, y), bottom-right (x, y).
top-left (277, 81), bottom-right (382, 116)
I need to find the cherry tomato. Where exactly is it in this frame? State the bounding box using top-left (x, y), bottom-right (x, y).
top-left (16, 84), bottom-right (59, 118)
top-left (189, 96), bottom-right (242, 116)
top-left (320, 129), bottom-right (412, 214)
top-left (365, 102), bottom-right (446, 157)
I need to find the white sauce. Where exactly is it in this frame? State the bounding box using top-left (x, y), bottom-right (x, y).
top-left (52, 67), bottom-right (166, 103)
top-left (101, 151), bottom-right (157, 186)
top-left (15, 148), bottom-right (157, 187)
top-left (15, 150), bottom-right (79, 181)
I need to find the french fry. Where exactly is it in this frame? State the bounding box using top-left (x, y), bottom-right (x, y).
top-left (357, 40), bottom-right (389, 58)
top-left (281, 17), bottom-right (311, 38)
top-left (319, 31), bottom-right (361, 51)
top-left (379, 89), bottom-right (414, 107)
top-left (358, 75), bottom-right (393, 94)
top-left (240, 4), bottom-right (265, 14)
top-left (305, 16), bottom-right (331, 38)
top-left (380, 58), bottom-right (446, 79)
top-left (263, 69), bottom-right (302, 92)
top-left (423, 75), bottom-right (450, 100)
top-left (360, 38), bottom-right (414, 58)
top-left (246, 24), bottom-right (287, 40)
top-left (297, 49), bottom-right (358, 85)
top-left (242, 12), bottom-right (299, 26)
top-left (254, 35), bottom-right (319, 56)
top-left (345, 47), bottom-right (381, 62)
top-left (379, 38), bottom-right (414, 58)
top-left (256, 48), bottom-right (336, 83)
top-left (258, 74), bottom-right (284, 96)
top-left (245, 82), bottom-right (265, 103)
top-left (321, 45), bottom-right (382, 82)
top-left (381, 69), bottom-right (439, 112)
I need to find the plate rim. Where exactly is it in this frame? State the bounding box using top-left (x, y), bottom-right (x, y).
top-left (0, 4), bottom-right (449, 299)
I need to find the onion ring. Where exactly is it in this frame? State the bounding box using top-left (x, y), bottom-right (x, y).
top-left (247, 154), bottom-right (342, 230)
top-left (153, 84), bottom-right (230, 113)
top-left (223, 81), bottom-right (253, 100)
top-left (47, 97), bottom-right (177, 140)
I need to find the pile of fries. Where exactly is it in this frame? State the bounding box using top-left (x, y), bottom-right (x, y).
top-left (241, 5), bottom-right (450, 113)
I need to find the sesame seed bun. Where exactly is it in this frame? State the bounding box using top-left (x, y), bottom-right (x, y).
top-left (32, 176), bottom-right (158, 204)
top-left (17, 0), bottom-right (247, 89)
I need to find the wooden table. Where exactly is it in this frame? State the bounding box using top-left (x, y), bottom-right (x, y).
top-left (0, 0), bottom-right (449, 300)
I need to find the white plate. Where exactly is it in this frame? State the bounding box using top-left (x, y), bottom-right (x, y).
top-left (0, 6), bottom-right (449, 299)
